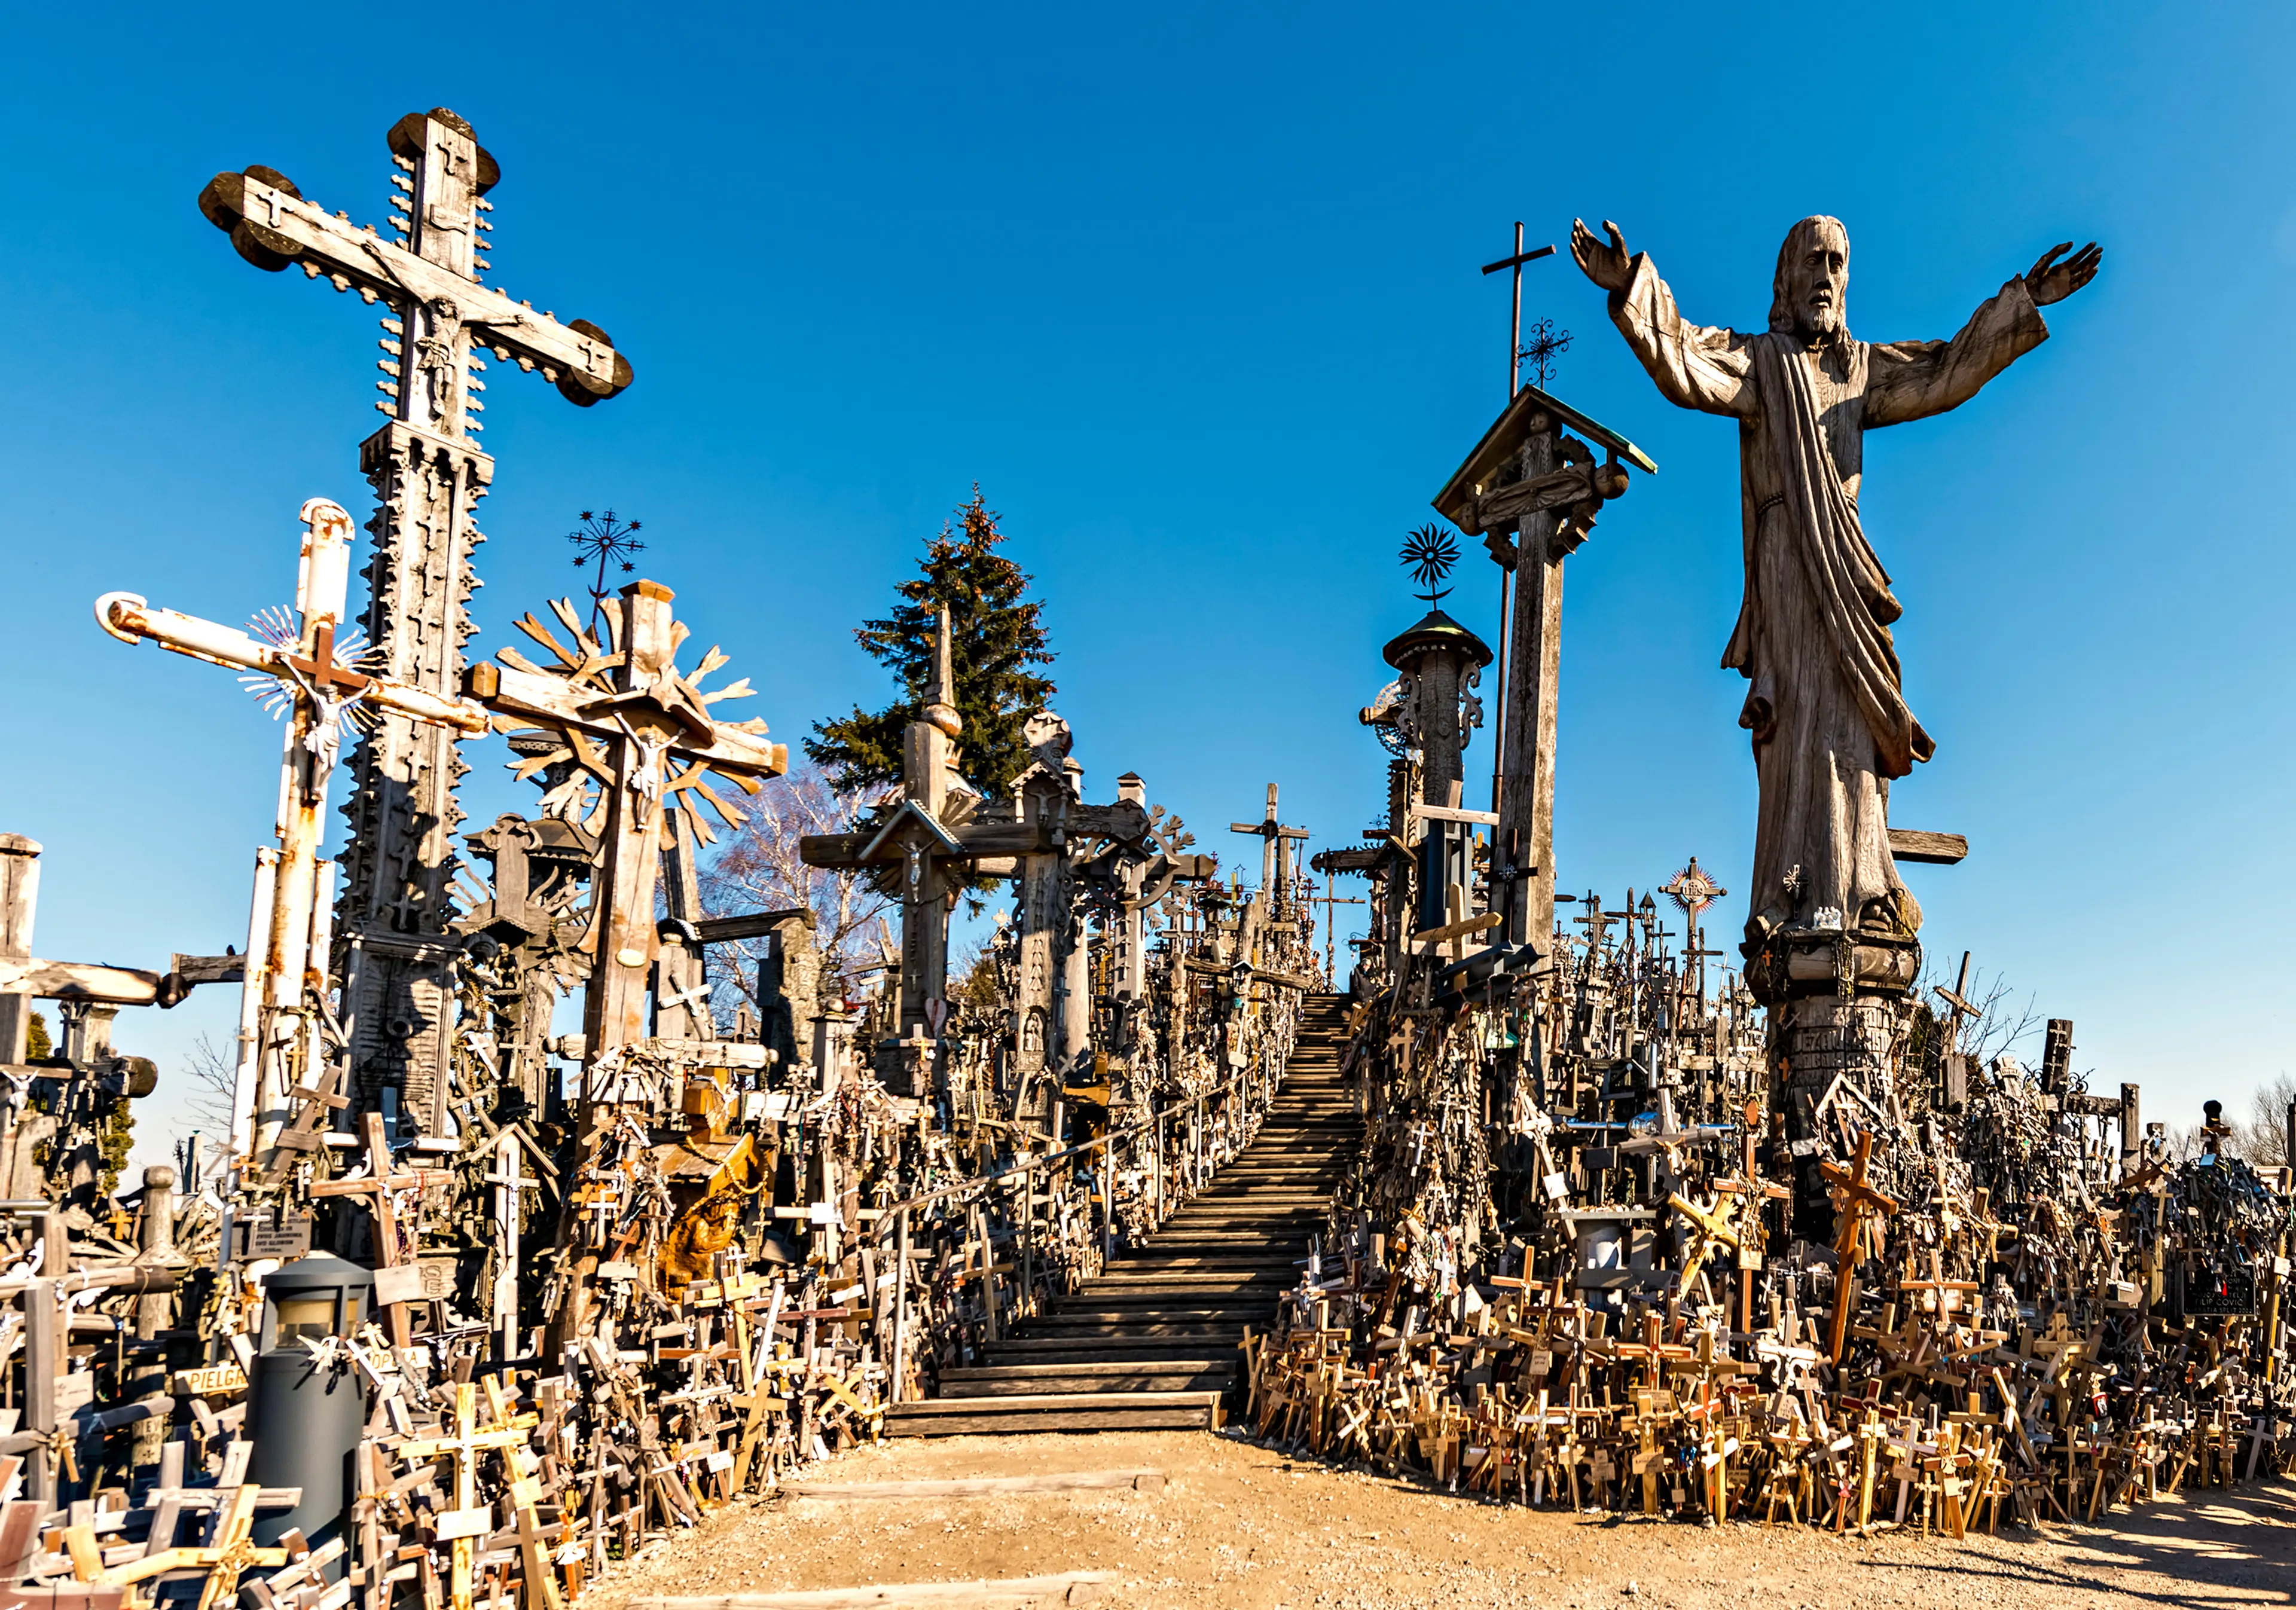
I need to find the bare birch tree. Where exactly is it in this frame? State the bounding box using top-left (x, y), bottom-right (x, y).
top-left (2238, 1070), bottom-right (2296, 1169)
top-left (697, 764), bottom-right (896, 1022)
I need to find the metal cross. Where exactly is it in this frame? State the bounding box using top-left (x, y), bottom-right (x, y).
top-left (1482, 222), bottom-right (1556, 401)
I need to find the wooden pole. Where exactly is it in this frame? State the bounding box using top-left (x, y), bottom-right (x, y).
top-left (1495, 426), bottom-right (1563, 952)
top-left (24, 1276), bottom-right (54, 1504)
top-left (891, 1208), bottom-right (911, 1404)
top-left (0, 838), bottom-right (37, 1068)
top-left (1018, 1161), bottom-right (1034, 1324)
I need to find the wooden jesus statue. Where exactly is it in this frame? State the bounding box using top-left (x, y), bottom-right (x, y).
top-left (1571, 215), bottom-right (2099, 957)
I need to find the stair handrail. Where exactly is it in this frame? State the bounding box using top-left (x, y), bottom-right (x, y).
top-left (877, 1061), bottom-right (1265, 1221)
top-left (878, 1024), bottom-right (1305, 1404)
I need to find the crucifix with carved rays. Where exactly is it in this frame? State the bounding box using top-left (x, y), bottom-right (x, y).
top-left (468, 583), bottom-right (786, 1109)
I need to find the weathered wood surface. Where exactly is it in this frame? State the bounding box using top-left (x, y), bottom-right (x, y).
top-left (197, 168), bottom-right (631, 402)
top-left (1886, 829), bottom-right (1969, 866)
top-left (799, 803), bottom-right (1151, 869)
top-left (0, 960), bottom-right (163, 1007)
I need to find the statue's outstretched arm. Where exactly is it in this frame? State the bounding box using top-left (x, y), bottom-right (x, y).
top-left (1867, 241), bottom-right (2096, 428)
top-left (1578, 218), bottom-right (1754, 419)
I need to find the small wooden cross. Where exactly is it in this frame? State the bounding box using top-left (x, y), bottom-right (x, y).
top-left (1818, 1131), bottom-right (1900, 1363)
top-left (85, 1484), bottom-right (291, 1610)
top-left (398, 1381), bottom-right (536, 1610)
top-left (308, 1112), bottom-right (451, 1345)
top-left (1229, 783), bottom-right (1310, 909)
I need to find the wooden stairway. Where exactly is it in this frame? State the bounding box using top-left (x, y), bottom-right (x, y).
top-left (887, 993), bottom-right (1359, 1435)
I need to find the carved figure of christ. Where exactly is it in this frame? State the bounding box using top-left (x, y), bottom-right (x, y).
top-left (1572, 217), bottom-right (2097, 952)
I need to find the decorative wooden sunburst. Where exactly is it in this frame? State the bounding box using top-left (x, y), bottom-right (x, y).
top-left (490, 597), bottom-right (767, 845)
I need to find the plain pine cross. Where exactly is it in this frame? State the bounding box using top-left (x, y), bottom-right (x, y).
top-left (1820, 1131), bottom-right (1901, 1363)
top-left (398, 1380), bottom-right (536, 1610)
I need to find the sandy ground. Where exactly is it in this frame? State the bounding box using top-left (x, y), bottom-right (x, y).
top-left (606, 1429), bottom-right (2295, 1609)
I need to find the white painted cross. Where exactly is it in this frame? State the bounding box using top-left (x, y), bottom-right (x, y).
top-left (96, 500), bottom-right (490, 1172)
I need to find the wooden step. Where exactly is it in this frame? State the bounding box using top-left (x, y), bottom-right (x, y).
top-left (985, 1336), bottom-right (1246, 1361)
top-left (886, 1390), bottom-right (1223, 1436)
top-left (939, 1362), bottom-right (1232, 1395)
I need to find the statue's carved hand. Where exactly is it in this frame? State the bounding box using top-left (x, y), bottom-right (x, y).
top-left (2023, 241), bottom-right (2101, 306)
top-left (1571, 218), bottom-right (1634, 294)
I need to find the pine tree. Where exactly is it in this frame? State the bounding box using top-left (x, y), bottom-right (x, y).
top-left (807, 490), bottom-right (1057, 799)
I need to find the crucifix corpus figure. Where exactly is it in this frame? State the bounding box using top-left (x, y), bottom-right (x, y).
top-left (1571, 217), bottom-right (2098, 967)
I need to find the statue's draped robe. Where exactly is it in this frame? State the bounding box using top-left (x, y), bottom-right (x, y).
top-left (1608, 254), bottom-right (2048, 940)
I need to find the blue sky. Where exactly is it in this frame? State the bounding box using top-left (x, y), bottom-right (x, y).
top-left (3, 3), bottom-right (2290, 1156)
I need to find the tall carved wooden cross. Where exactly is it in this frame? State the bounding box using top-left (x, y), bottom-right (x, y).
top-left (1434, 389), bottom-right (1651, 951)
top-left (96, 500), bottom-right (490, 1175)
top-left (1229, 783), bottom-right (1309, 916)
top-left (469, 582), bottom-right (784, 1135)
top-left (199, 108), bottom-right (634, 1133)
top-left (800, 699), bottom-right (1152, 1105)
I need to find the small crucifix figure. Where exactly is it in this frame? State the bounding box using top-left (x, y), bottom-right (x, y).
top-left (96, 500), bottom-right (490, 1174)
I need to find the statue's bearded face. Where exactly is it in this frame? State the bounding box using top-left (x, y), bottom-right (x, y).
top-left (1784, 222), bottom-right (1849, 341)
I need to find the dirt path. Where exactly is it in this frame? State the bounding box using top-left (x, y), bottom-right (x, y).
top-left (607, 1429), bottom-right (2294, 1609)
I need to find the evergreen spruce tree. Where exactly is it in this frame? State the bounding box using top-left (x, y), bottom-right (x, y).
top-left (808, 490), bottom-right (1057, 799)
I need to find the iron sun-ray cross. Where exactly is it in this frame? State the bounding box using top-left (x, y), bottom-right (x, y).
top-left (197, 107), bottom-right (634, 1133)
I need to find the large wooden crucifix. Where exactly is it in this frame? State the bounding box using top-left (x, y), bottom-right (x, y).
top-left (96, 499), bottom-right (491, 1174)
top-left (199, 108), bottom-right (634, 1133)
top-left (1229, 783), bottom-right (1308, 915)
top-left (1434, 386), bottom-right (1651, 952)
top-left (469, 581), bottom-right (784, 1136)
